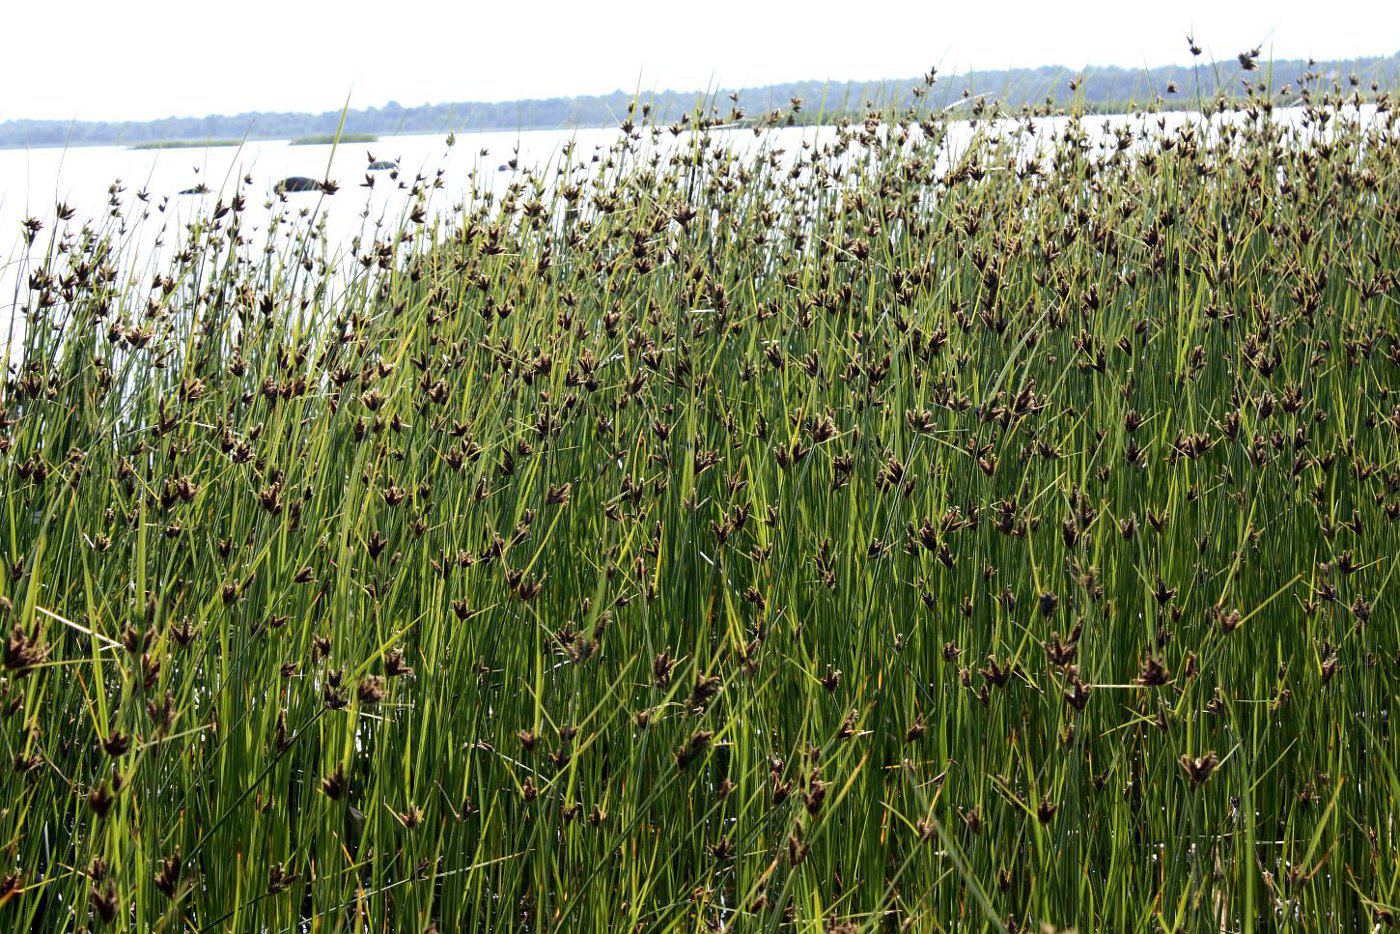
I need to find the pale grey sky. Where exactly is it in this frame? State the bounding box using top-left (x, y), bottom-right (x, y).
top-left (3, 0), bottom-right (1397, 122)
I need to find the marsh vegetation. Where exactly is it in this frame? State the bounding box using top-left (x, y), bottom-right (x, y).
top-left (3, 62), bottom-right (1399, 931)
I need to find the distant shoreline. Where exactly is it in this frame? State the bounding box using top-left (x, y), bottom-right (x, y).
top-left (0, 95), bottom-right (1386, 154)
top-left (2, 50), bottom-right (1395, 151)
top-left (289, 132), bottom-right (379, 146)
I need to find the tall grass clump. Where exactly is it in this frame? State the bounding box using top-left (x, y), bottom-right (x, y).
top-left (2, 66), bottom-right (1399, 931)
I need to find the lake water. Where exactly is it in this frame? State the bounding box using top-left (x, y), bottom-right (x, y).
top-left (0, 124), bottom-right (834, 324)
top-left (0, 127), bottom-right (616, 305)
top-left (1, 104), bottom-right (1386, 324)
top-left (0, 127), bottom-right (619, 241)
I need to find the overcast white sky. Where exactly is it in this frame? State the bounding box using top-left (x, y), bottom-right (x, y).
top-left (3, 0), bottom-right (1398, 122)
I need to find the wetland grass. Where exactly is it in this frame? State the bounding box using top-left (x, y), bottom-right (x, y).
top-left (3, 62), bottom-right (1400, 930)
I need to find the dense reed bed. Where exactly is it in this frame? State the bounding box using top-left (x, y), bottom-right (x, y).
top-left (3, 70), bottom-right (1400, 931)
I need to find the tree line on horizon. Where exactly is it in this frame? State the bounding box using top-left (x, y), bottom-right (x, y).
top-left (3, 51), bottom-right (1398, 148)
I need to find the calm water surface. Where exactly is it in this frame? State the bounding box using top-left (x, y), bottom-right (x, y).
top-left (0, 125), bottom-right (828, 320)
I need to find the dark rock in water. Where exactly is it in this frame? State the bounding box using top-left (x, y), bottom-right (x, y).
top-left (367, 160), bottom-right (397, 171)
top-left (275, 176), bottom-right (324, 194)
top-left (179, 184), bottom-right (210, 195)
